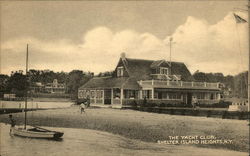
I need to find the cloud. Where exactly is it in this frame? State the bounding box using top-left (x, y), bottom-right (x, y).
top-left (166, 12), bottom-right (248, 75)
top-left (1, 12), bottom-right (248, 75)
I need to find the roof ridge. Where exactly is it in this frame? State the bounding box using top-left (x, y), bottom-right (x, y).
top-left (166, 61), bottom-right (184, 64)
top-left (92, 76), bottom-right (112, 79)
top-left (126, 57), bottom-right (185, 64)
top-left (126, 57), bottom-right (155, 62)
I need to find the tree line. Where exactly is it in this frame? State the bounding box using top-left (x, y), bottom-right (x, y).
top-left (0, 69), bottom-right (93, 99)
top-left (193, 70), bottom-right (248, 98)
top-left (0, 69), bottom-right (248, 99)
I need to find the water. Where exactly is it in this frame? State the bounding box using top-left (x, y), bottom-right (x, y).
top-left (0, 123), bottom-right (248, 156)
top-left (0, 101), bottom-right (74, 109)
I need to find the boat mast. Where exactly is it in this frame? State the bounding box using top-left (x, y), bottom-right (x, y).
top-left (25, 44), bottom-right (29, 129)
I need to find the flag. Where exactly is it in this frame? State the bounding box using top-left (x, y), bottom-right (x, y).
top-left (233, 13), bottom-right (247, 23)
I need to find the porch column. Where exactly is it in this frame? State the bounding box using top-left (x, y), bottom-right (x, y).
top-left (139, 90), bottom-right (142, 99)
top-left (94, 89), bottom-right (97, 104)
top-left (102, 90), bottom-right (104, 104)
top-left (120, 88), bottom-right (123, 104)
top-left (152, 88), bottom-right (154, 99)
top-left (185, 93), bottom-right (188, 104)
top-left (111, 88), bottom-right (113, 105)
top-left (217, 93), bottom-right (221, 100)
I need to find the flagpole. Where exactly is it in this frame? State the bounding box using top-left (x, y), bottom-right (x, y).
top-left (248, 5), bottom-right (250, 112)
top-left (25, 44), bottom-right (28, 129)
top-left (233, 12), bottom-right (249, 112)
top-left (169, 37), bottom-right (172, 75)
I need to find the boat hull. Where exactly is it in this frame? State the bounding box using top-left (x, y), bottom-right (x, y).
top-left (11, 127), bottom-right (63, 139)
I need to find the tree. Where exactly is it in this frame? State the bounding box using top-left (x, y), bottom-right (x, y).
top-left (6, 71), bottom-right (29, 97)
top-left (192, 70), bottom-right (248, 98)
top-left (0, 74), bottom-right (9, 97)
top-left (193, 71), bottom-right (207, 82)
top-left (66, 70), bottom-right (92, 99)
top-left (96, 71), bottom-right (114, 77)
top-left (233, 71), bottom-right (248, 98)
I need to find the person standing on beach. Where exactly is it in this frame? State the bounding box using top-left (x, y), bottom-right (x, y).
top-left (9, 114), bottom-right (16, 133)
top-left (80, 103), bottom-right (86, 114)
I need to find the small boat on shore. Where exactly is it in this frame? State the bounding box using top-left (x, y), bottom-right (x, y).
top-left (11, 126), bottom-right (64, 139)
top-left (10, 44), bottom-right (64, 139)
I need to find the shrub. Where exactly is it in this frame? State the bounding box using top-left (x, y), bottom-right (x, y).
top-left (197, 101), bottom-right (231, 108)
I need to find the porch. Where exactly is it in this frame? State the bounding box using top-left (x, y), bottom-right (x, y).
top-left (78, 88), bottom-right (140, 107)
top-left (78, 85), bottom-right (221, 107)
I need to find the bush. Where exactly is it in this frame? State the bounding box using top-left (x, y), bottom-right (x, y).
top-left (197, 100), bottom-right (231, 108)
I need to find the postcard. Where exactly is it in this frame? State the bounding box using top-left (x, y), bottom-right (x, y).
top-left (0, 1), bottom-right (249, 156)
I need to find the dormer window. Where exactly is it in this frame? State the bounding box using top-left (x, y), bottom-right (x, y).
top-left (117, 66), bottom-right (124, 77)
top-left (158, 67), bottom-right (168, 75)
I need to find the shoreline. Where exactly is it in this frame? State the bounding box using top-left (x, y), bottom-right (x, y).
top-left (1, 97), bottom-right (73, 103)
top-left (0, 106), bottom-right (248, 153)
top-left (1, 123), bottom-right (247, 156)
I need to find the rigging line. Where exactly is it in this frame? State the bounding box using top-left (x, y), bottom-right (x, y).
top-left (235, 23), bottom-right (248, 96)
top-left (235, 23), bottom-right (244, 72)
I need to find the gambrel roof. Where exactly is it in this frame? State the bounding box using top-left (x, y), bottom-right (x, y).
top-left (80, 56), bottom-right (194, 90)
top-left (120, 58), bottom-right (193, 81)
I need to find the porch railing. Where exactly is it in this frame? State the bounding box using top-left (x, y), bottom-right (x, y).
top-left (139, 80), bottom-right (220, 90)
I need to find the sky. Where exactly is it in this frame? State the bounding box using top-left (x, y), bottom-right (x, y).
top-left (0, 0), bottom-right (249, 76)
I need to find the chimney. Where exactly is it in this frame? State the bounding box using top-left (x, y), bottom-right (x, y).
top-left (120, 52), bottom-right (126, 60)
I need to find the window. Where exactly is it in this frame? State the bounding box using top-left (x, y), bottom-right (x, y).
top-left (125, 90), bottom-right (137, 99)
top-left (168, 93), bottom-right (182, 100)
top-left (128, 90), bottom-right (134, 98)
top-left (197, 93), bottom-right (205, 99)
top-left (78, 90), bottom-right (84, 98)
top-left (157, 67), bottom-right (168, 75)
top-left (210, 93), bottom-right (214, 100)
top-left (96, 90), bottom-right (103, 99)
top-left (154, 92), bottom-right (158, 99)
top-left (90, 90), bottom-right (95, 98)
top-left (117, 66), bottom-right (124, 77)
top-left (78, 90), bottom-right (90, 99)
top-left (162, 92), bottom-right (168, 99)
top-left (86, 90), bottom-right (90, 98)
top-left (82, 90), bottom-right (87, 98)
top-left (113, 88), bottom-right (121, 99)
top-left (142, 90), bottom-right (152, 99)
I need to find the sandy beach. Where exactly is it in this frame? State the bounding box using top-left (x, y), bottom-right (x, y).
top-left (0, 106), bottom-right (248, 155)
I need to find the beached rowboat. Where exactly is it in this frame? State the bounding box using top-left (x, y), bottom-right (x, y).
top-left (11, 126), bottom-right (64, 139)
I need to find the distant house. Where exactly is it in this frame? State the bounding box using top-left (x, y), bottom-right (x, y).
top-left (44, 79), bottom-right (66, 94)
top-left (78, 53), bottom-right (222, 108)
top-left (30, 82), bottom-right (44, 93)
top-left (3, 94), bottom-right (16, 100)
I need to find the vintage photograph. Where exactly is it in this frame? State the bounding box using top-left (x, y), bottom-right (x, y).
top-left (0, 0), bottom-right (249, 156)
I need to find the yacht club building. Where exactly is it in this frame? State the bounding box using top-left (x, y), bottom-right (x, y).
top-left (78, 53), bottom-right (222, 108)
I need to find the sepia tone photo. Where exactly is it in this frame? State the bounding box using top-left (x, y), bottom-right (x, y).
top-left (0, 0), bottom-right (249, 156)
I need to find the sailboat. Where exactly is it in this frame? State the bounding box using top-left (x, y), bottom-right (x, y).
top-left (11, 44), bottom-right (64, 139)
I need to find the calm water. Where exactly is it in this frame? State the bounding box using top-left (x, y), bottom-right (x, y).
top-left (0, 101), bottom-right (74, 109)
